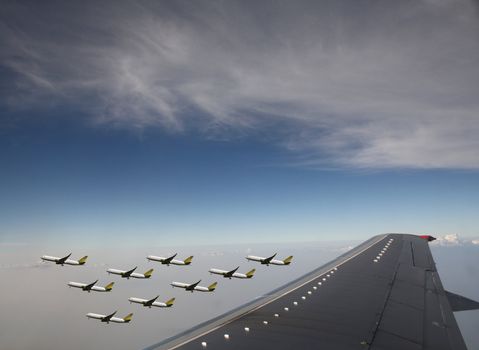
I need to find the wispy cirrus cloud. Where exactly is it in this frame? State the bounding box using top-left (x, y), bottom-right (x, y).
top-left (1, 0), bottom-right (479, 168)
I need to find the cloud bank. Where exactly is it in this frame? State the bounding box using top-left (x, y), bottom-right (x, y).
top-left (432, 233), bottom-right (479, 246)
top-left (1, 0), bottom-right (479, 168)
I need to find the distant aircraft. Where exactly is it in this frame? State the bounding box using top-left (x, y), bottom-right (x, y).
top-left (107, 266), bottom-right (154, 279)
top-left (171, 280), bottom-right (217, 293)
top-left (68, 280), bottom-right (114, 292)
top-left (41, 253), bottom-right (88, 266)
top-left (147, 254), bottom-right (193, 266)
top-left (86, 311), bottom-right (133, 324)
top-left (209, 266), bottom-right (256, 279)
top-left (128, 296), bottom-right (175, 308)
top-left (246, 253), bottom-right (293, 265)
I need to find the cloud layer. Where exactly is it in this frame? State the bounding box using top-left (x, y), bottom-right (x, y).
top-left (1, 0), bottom-right (479, 168)
top-left (432, 233), bottom-right (479, 246)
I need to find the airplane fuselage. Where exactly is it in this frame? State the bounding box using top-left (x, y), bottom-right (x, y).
top-left (107, 268), bottom-right (151, 279)
top-left (171, 282), bottom-right (213, 292)
top-left (209, 268), bottom-right (251, 279)
top-left (41, 255), bottom-right (84, 266)
top-left (128, 297), bottom-right (172, 308)
top-left (147, 255), bottom-right (191, 265)
top-left (86, 313), bottom-right (131, 323)
top-left (68, 282), bottom-right (111, 292)
top-left (246, 255), bottom-right (290, 265)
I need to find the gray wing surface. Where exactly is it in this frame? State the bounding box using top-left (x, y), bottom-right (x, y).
top-left (146, 233), bottom-right (474, 350)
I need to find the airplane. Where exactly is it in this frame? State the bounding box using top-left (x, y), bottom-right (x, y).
top-left (147, 253), bottom-right (193, 266)
top-left (41, 253), bottom-right (88, 266)
top-left (171, 280), bottom-right (217, 293)
top-left (128, 295), bottom-right (175, 308)
top-left (86, 311), bottom-right (133, 324)
top-left (67, 280), bottom-right (114, 292)
top-left (246, 253), bottom-right (293, 265)
top-left (106, 266), bottom-right (154, 279)
top-left (145, 234), bottom-right (479, 350)
top-left (209, 266), bottom-right (256, 279)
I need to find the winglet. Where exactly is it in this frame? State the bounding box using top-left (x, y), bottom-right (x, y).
top-left (445, 290), bottom-right (479, 312)
top-left (144, 268), bottom-right (154, 278)
top-left (78, 256), bottom-right (88, 265)
top-left (165, 297), bottom-right (175, 307)
top-left (246, 269), bottom-right (256, 278)
top-left (183, 256), bottom-right (193, 265)
top-left (123, 313), bottom-right (133, 322)
top-left (419, 235), bottom-right (436, 242)
top-left (104, 282), bottom-right (115, 291)
top-left (283, 256), bottom-right (293, 265)
top-left (208, 282), bottom-right (218, 291)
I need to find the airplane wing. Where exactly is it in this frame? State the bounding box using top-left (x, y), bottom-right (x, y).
top-left (57, 253), bottom-right (72, 264)
top-left (124, 266), bottom-right (137, 276)
top-left (188, 280), bottom-right (201, 289)
top-left (103, 311), bottom-right (117, 322)
top-left (226, 267), bottom-right (240, 276)
top-left (146, 296), bottom-right (160, 305)
top-left (84, 280), bottom-right (98, 290)
top-left (164, 253), bottom-right (178, 264)
top-left (144, 233), bottom-right (478, 350)
top-left (262, 253), bottom-right (277, 264)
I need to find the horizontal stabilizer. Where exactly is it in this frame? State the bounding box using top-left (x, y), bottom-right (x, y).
top-left (445, 290), bottom-right (479, 312)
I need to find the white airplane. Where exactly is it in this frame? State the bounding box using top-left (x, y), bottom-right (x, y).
top-left (41, 253), bottom-right (88, 266)
top-left (107, 266), bottom-right (154, 279)
top-left (171, 280), bottom-right (217, 293)
top-left (86, 311), bottom-right (133, 324)
top-left (209, 266), bottom-right (256, 279)
top-left (246, 253), bottom-right (293, 266)
top-left (147, 253), bottom-right (193, 266)
top-left (68, 280), bottom-right (114, 292)
top-left (128, 296), bottom-right (175, 308)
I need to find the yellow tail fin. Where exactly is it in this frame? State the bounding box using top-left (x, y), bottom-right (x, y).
top-left (183, 256), bottom-right (193, 265)
top-left (144, 268), bottom-right (154, 277)
top-left (78, 256), bottom-right (88, 265)
top-left (246, 269), bottom-right (256, 278)
top-left (104, 282), bottom-right (114, 291)
top-left (283, 256), bottom-right (293, 264)
top-left (208, 282), bottom-right (218, 291)
top-left (165, 298), bottom-right (175, 307)
top-left (123, 313), bottom-right (133, 322)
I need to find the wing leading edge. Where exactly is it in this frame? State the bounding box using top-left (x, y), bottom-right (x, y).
top-left (145, 233), bottom-right (477, 350)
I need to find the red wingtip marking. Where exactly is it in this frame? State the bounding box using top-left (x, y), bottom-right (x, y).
top-left (419, 235), bottom-right (436, 242)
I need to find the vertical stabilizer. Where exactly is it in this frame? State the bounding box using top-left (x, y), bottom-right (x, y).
top-left (123, 313), bottom-right (133, 322)
top-left (104, 282), bottom-right (114, 291)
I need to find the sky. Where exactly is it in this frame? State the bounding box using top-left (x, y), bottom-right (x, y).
top-left (1, 0), bottom-right (479, 348)
top-left (2, 0), bottom-right (479, 247)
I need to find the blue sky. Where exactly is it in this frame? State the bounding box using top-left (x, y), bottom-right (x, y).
top-left (1, 0), bottom-right (479, 246)
top-left (1, 115), bottom-right (478, 247)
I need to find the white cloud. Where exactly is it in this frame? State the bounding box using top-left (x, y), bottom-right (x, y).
top-left (2, 0), bottom-right (479, 168)
top-left (432, 234), bottom-right (479, 246)
top-left (433, 234), bottom-right (462, 246)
